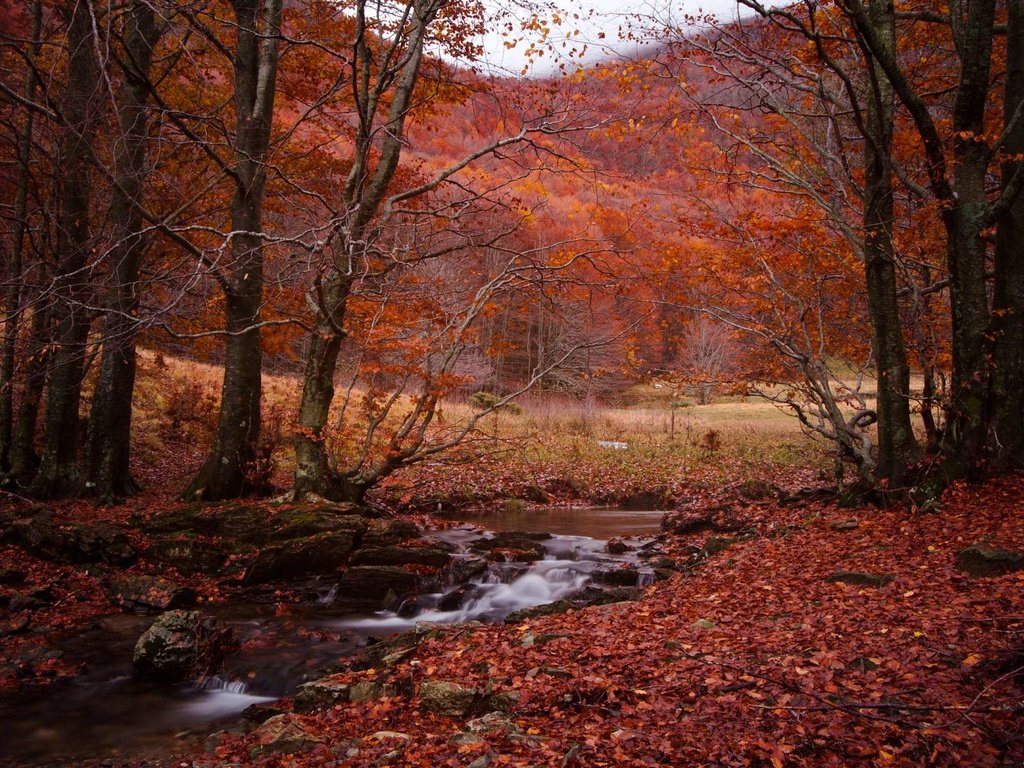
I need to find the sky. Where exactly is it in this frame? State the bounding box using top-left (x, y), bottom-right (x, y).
top-left (468, 0), bottom-right (763, 76)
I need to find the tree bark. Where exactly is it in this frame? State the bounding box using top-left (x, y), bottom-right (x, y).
top-left (861, 0), bottom-right (916, 484)
top-left (8, 302), bottom-right (50, 481)
top-left (183, 0), bottom-right (281, 501)
top-left (30, 0), bottom-right (102, 498)
top-left (990, 0), bottom-right (1024, 470)
top-left (86, 1), bottom-right (163, 501)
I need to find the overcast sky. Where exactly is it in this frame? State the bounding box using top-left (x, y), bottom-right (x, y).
top-left (468, 0), bottom-right (761, 76)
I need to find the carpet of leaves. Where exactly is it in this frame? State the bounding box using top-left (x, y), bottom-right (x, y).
top-left (203, 476), bottom-right (1024, 768)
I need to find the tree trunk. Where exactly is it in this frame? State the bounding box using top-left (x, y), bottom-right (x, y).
top-left (183, 0), bottom-right (281, 500)
top-left (30, 0), bottom-right (102, 498)
top-left (86, 1), bottom-right (162, 501)
top-left (8, 302), bottom-right (51, 482)
top-left (0, 0), bottom-right (42, 471)
top-left (294, 278), bottom-right (350, 499)
top-left (862, 0), bottom-right (916, 484)
top-left (989, 0), bottom-right (1024, 470)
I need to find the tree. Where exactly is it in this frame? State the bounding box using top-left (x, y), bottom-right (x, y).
top-left (183, 0), bottom-right (283, 500)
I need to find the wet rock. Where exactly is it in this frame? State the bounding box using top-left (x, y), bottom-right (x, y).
top-left (593, 566), bottom-right (643, 587)
top-left (243, 532), bottom-right (358, 585)
top-left (362, 519), bottom-right (422, 548)
top-left (606, 537), bottom-right (629, 554)
top-left (104, 574), bottom-right (196, 613)
top-left (619, 490), bottom-right (668, 510)
top-left (337, 566), bottom-right (418, 607)
top-left (419, 680), bottom-right (477, 716)
top-left (956, 544), bottom-right (1024, 578)
top-left (448, 555), bottom-right (489, 583)
top-left (132, 609), bottom-right (232, 684)
top-left (825, 571), bottom-right (893, 588)
top-left (252, 713), bottom-right (324, 755)
top-left (293, 673), bottom-right (351, 712)
top-left (573, 585), bottom-right (640, 606)
top-left (4, 516), bottom-right (136, 565)
top-left (146, 536), bottom-right (228, 575)
top-left (243, 701), bottom-right (290, 723)
top-left (471, 531), bottom-right (549, 562)
top-left (437, 583), bottom-right (480, 612)
top-left (350, 544), bottom-right (452, 568)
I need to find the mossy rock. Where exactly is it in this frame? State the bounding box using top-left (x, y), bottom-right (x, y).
top-left (956, 545), bottom-right (1024, 578)
top-left (243, 531), bottom-right (358, 585)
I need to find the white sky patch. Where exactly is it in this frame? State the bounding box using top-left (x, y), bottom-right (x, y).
top-left (460, 0), bottom-right (767, 77)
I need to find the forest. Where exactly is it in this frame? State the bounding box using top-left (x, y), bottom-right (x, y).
top-left (0, 0), bottom-right (1023, 766)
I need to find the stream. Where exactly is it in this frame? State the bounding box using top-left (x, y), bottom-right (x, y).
top-left (0, 507), bottom-right (665, 766)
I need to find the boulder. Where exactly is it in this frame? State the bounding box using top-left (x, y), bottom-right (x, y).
top-left (243, 532), bottom-right (358, 585)
top-left (606, 537), bottom-right (629, 554)
top-left (132, 610), bottom-right (232, 684)
top-left (703, 536), bottom-right (736, 555)
top-left (594, 567), bottom-right (643, 587)
top-left (5, 516), bottom-right (136, 565)
top-left (471, 531), bottom-right (550, 562)
top-left (956, 544), bottom-right (1024, 578)
top-left (268, 508), bottom-right (367, 544)
top-left (293, 674), bottom-right (350, 713)
top-left (448, 555), bottom-right (489, 583)
top-left (105, 574), bottom-right (196, 613)
top-left (252, 714), bottom-right (324, 755)
top-left (349, 680), bottom-right (396, 702)
top-left (505, 600), bottom-right (574, 623)
top-left (146, 536), bottom-right (227, 575)
top-left (436, 584), bottom-right (480, 612)
top-left (825, 571), bottom-right (893, 588)
top-left (362, 519), bottom-right (422, 548)
top-left (337, 566), bottom-right (418, 607)
top-left (350, 544), bottom-right (452, 568)
top-left (419, 680), bottom-right (477, 716)
top-left (663, 508), bottom-right (744, 536)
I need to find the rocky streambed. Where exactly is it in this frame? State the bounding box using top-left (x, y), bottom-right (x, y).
top-left (0, 503), bottom-right (682, 765)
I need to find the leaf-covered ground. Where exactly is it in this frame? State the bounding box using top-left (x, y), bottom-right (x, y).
top-left (1, 473), bottom-right (1022, 767)
top-left (198, 476), bottom-right (1024, 768)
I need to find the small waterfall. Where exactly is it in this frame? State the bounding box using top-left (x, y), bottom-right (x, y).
top-left (199, 676), bottom-right (250, 694)
top-left (316, 583), bottom-right (339, 605)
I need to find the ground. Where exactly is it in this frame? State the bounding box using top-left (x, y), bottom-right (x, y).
top-left (1, 355), bottom-right (1022, 767)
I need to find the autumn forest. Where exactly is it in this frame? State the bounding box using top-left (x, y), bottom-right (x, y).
top-left (1, 0), bottom-right (1023, 766)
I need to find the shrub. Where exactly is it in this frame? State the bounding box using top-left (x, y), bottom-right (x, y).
top-left (467, 391), bottom-right (522, 415)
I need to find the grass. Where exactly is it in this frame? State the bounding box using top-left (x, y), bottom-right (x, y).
top-left (127, 350), bottom-right (834, 504)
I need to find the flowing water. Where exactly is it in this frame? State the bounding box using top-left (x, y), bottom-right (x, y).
top-left (0, 507), bottom-right (664, 765)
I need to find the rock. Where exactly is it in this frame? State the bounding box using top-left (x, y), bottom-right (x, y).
top-left (449, 732), bottom-right (486, 746)
top-left (132, 610), bottom-right (232, 684)
top-left (243, 701), bottom-right (290, 723)
top-left (448, 555), bottom-right (489, 583)
top-left (831, 520), bottom-right (860, 532)
top-left (8, 591), bottom-right (49, 612)
top-left (956, 544), bottom-right (1024, 578)
top-left (348, 680), bottom-right (395, 702)
top-left (293, 673), bottom-right (350, 712)
top-left (573, 585), bottom-right (640, 606)
top-left (350, 545), bottom-right (452, 568)
top-left (691, 618), bottom-right (716, 630)
top-left (645, 556), bottom-right (679, 570)
top-left (663, 508), bottom-right (744, 536)
top-left (825, 571), bottom-right (893, 588)
top-left (466, 712), bottom-right (522, 735)
top-left (734, 479), bottom-right (781, 501)
top-left (362, 519), bottom-right (422, 548)
top-left (703, 536), bottom-right (736, 555)
top-left (337, 566), bottom-right (418, 607)
top-left (243, 532), bottom-right (358, 584)
top-left (146, 536), bottom-right (227, 575)
top-left (0, 615), bottom-right (30, 637)
top-left (471, 531), bottom-right (550, 562)
top-left (437, 583), bottom-right (480, 612)
top-left (522, 485), bottom-right (550, 504)
top-left (419, 680), bottom-right (477, 716)
top-left (5, 516), bottom-right (136, 565)
top-left (0, 568), bottom-right (27, 586)
top-left (370, 731), bottom-right (411, 741)
top-left (252, 714), bottom-right (324, 755)
top-left (606, 537), bottom-right (629, 554)
top-left (269, 509), bottom-right (367, 544)
top-left (619, 490), bottom-right (668, 510)
top-left (594, 567), bottom-right (642, 587)
top-left (105, 574), bottom-right (196, 614)
top-left (505, 600), bottom-right (574, 623)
